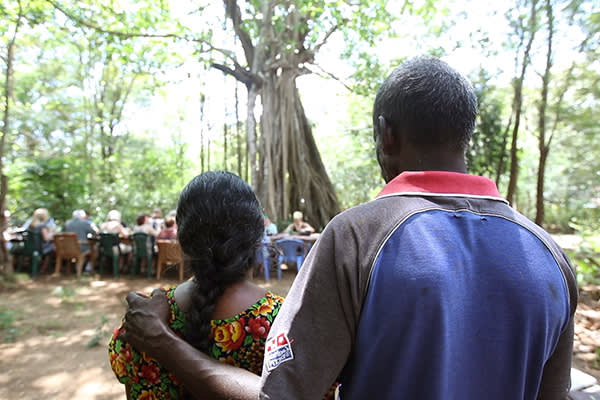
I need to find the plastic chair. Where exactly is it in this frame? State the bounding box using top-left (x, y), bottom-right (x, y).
top-left (156, 240), bottom-right (184, 281)
top-left (98, 232), bottom-right (120, 278)
top-left (132, 232), bottom-right (154, 279)
top-left (274, 238), bottom-right (305, 279)
top-left (53, 232), bottom-right (85, 276)
top-left (256, 240), bottom-right (273, 281)
top-left (16, 229), bottom-right (42, 279)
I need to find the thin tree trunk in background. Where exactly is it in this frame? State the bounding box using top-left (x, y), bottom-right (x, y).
top-left (535, 0), bottom-right (553, 226)
top-left (235, 81), bottom-right (243, 179)
top-left (223, 74), bottom-right (228, 170)
top-left (246, 85), bottom-right (259, 189)
top-left (507, 0), bottom-right (539, 206)
top-left (199, 94), bottom-right (206, 172)
top-left (223, 122), bottom-right (228, 170)
top-left (207, 136), bottom-right (211, 171)
top-left (495, 113), bottom-right (512, 186)
top-left (0, 175), bottom-right (8, 269)
top-left (0, 0), bottom-right (23, 272)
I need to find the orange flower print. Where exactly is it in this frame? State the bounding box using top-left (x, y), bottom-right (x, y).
top-left (218, 355), bottom-right (238, 367)
top-left (138, 389), bottom-right (160, 400)
top-left (245, 317), bottom-right (270, 340)
top-left (213, 320), bottom-right (246, 352)
top-left (110, 353), bottom-right (127, 378)
top-left (110, 345), bottom-right (134, 379)
top-left (142, 351), bottom-right (154, 364)
top-left (168, 372), bottom-right (180, 385)
top-left (251, 301), bottom-right (274, 317)
top-left (139, 363), bottom-right (161, 385)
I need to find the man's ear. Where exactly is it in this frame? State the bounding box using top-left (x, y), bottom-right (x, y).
top-left (378, 115), bottom-right (397, 155)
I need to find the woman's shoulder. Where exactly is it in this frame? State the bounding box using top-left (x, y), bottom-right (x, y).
top-left (212, 291), bottom-right (284, 325)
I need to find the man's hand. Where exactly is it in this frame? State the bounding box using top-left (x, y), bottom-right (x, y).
top-left (118, 288), bottom-right (261, 400)
top-left (118, 288), bottom-right (171, 357)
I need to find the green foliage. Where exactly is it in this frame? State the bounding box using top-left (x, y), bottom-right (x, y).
top-left (9, 156), bottom-right (87, 223)
top-left (467, 68), bottom-right (510, 179)
top-left (0, 306), bottom-right (18, 343)
top-left (569, 218), bottom-right (600, 285)
top-left (319, 93), bottom-right (382, 209)
top-left (87, 314), bottom-right (109, 348)
top-left (6, 133), bottom-right (192, 226)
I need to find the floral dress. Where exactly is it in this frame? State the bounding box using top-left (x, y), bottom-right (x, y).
top-left (108, 286), bottom-right (284, 399)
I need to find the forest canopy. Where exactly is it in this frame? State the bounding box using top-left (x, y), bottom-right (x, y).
top-left (0, 0), bottom-right (598, 237)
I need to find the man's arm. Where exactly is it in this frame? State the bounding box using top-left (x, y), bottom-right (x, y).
top-left (302, 222), bottom-right (315, 233)
top-left (537, 250), bottom-right (578, 400)
top-left (536, 319), bottom-right (573, 400)
top-left (119, 290), bottom-right (260, 400)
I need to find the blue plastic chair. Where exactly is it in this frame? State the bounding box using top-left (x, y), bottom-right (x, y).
top-left (256, 240), bottom-right (273, 281)
top-left (274, 238), bottom-right (305, 279)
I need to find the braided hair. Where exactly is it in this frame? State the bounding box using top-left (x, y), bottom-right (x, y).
top-left (176, 171), bottom-right (264, 352)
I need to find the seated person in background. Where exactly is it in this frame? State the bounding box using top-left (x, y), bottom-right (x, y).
top-left (109, 170), bottom-right (285, 399)
top-left (263, 215), bottom-right (278, 236)
top-left (2, 210), bottom-right (15, 253)
top-left (62, 209), bottom-right (98, 276)
top-left (100, 210), bottom-right (132, 256)
top-left (29, 208), bottom-right (56, 267)
top-left (150, 208), bottom-right (164, 231)
top-left (166, 209), bottom-right (177, 230)
top-left (133, 214), bottom-right (159, 237)
top-left (283, 211), bottom-right (315, 235)
top-left (157, 216), bottom-right (177, 240)
top-left (83, 209), bottom-right (100, 232)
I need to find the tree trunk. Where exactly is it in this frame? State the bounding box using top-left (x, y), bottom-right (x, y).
top-left (1, 1), bottom-right (23, 272)
top-left (495, 113), bottom-right (512, 186)
top-left (506, 0), bottom-right (539, 206)
top-left (258, 70), bottom-right (340, 229)
top-left (535, 0), bottom-right (553, 226)
top-left (223, 74), bottom-right (228, 170)
top-left (246, 85), bottom-right (259, 189)
top-left (221, 0), bottom-right (340, 226)
top-left (199, 94), bottom-right (206, 172)
top-left (506, 90), bottom-right (522, 206)
top-left (223, 121), bottom-right (228, 170)
top-left (535, 146), bottom-right (549, 225)
top-left (235, 82), bottom-right (243, 179)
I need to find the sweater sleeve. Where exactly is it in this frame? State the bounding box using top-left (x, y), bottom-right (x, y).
top-left (259, 211), bottom-right (370, 399)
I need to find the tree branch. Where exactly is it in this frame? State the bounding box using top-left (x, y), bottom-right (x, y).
top-left (312, 24), bottom-right (339, 54)
top-left (223, 0), bottom-right (255, 67)
top-left (46, 0), bottom-right (240, 64)
top-left (47, 0), bottom-right (181, 39)
top-left (211, 63), bottom-right (256, 89)
top-left (307, 64), bottom-right (353, 92)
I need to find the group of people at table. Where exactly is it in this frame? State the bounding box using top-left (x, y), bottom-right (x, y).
top-left (6, 206), bottom-right (179, 276)
top-left (6, 204), bottom-right (318, 278)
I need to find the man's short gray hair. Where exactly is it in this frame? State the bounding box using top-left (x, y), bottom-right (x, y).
top-left (73, 209), bottom-right (86, 219)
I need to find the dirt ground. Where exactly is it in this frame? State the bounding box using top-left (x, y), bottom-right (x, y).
top-left (1, 261), bottom-right (599, 399)
top-left (0, 267), bottom-right (297, 400)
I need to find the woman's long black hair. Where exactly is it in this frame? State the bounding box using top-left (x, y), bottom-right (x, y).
top-left (176, 170), bottom-right (264, 352)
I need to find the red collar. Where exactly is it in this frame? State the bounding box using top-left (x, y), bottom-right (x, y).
top-left (377, 171), bottom-right (505, 201)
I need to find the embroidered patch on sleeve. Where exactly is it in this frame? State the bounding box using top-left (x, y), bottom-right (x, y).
top-left (264, 332), bottom-right (294, 372)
